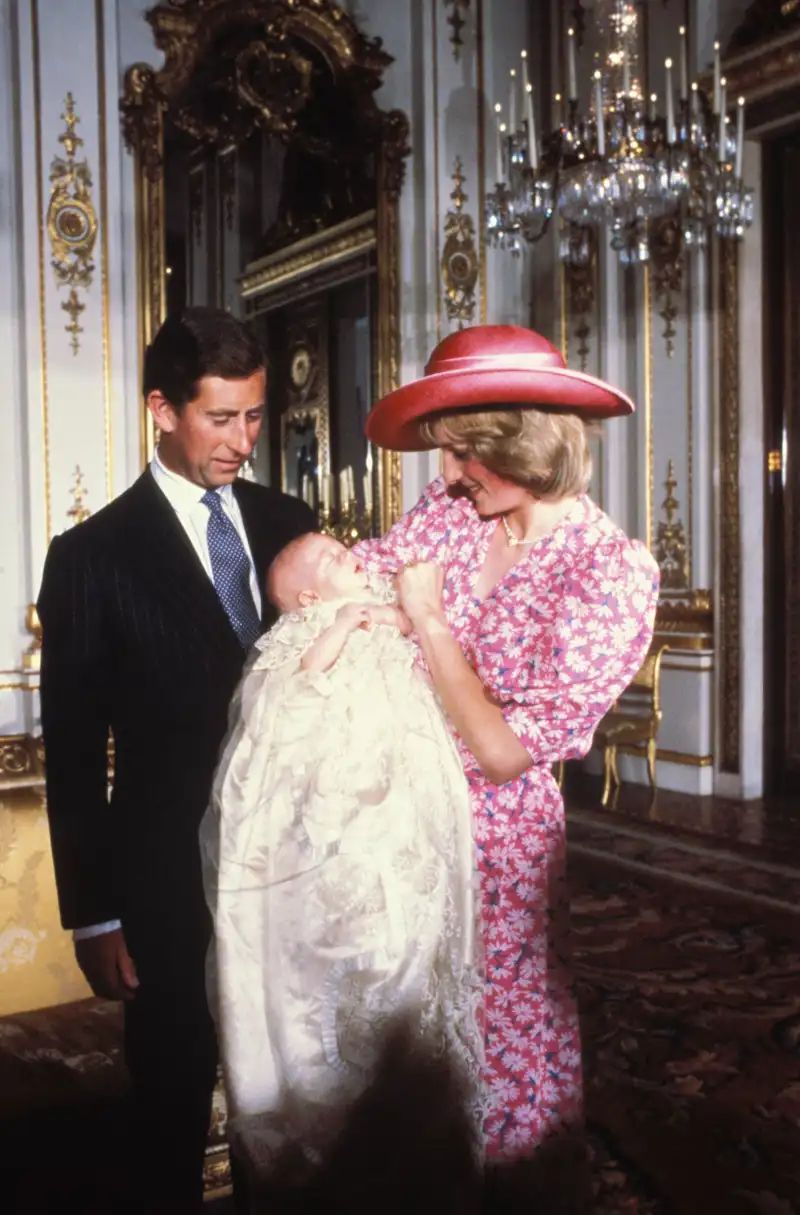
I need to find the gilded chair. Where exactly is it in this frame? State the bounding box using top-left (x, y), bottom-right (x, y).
top-left (593, 642), bottom-right (669, 805)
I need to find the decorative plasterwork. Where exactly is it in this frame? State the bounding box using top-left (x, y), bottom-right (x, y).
top-left (444, 0), bottom-right (470, 60)
top-left (47, 94), bottom-right (97, 355)
top-left (442, 157), bottom-right (478, 329)
top-left (651, 217), bottom-right (683, 359)
top-left (563, 224), bottom-right (596, 372)
top-left (654, 460), bottom-right (689, 591)
top-left (67, 466), bottom-right (91, 527)
top-left (719, 241), bottom-right (741, 775)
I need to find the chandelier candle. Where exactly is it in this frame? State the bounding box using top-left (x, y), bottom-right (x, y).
top-left (494, 103), bottom-right (503, 181)
top-left (509, 69), bottom-right (518, 131)
top-left (678, 26), bottom-right (688, 101)
top-left (526, 83), bottom-right (538, 170)
top-left (649, 92), bottom-right (657, 124)
top-left (594, 72), bottom-right (605, 155)
top-left (735, 96), bottom-right (745, 178)
top-left (567, 27), bottom-right (577, 102)
top-left (718, 78), bottom-right (727, 161)
top-left (713, 41), bottom-right (721, 113)
top-left (665, 59), bottom-right (675, 144)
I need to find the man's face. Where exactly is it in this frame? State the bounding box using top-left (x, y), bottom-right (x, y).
top-left (148, 371), bottom-right (266, 488)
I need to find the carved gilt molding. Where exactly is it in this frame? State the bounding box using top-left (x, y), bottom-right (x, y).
top-left (563, 225), bottom-right (596, 372)
top-left (120, 0), bottom-right (410, 532)
top-left (719, 240), bottom-right (741, 775)
top-left (444, 0), bottom-right (471, 60)
top-left (47, 94), bottom-right (98, 355)
top-left (654, 459), bottom-right (689, 591)
top-left (441, 157), bottom-right (479, 329)
top-left (650, 217), bottom-right (683, 359)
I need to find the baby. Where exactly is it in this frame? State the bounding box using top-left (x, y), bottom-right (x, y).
top-left (200, 533), bottom-right (483, 1186)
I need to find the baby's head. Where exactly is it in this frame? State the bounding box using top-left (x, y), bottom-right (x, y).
top-left (267, 533), bottom-right (369, 612)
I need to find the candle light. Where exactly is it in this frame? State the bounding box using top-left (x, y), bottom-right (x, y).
top-left (363, 470), bottom-right (372, 515)
top-left (554, 92), bottom-right (563, 129)
top-left (567, 28), bottom-right (577, 101)
top-left (520, 48), bottom-right (529, 95)
top-left (649, 92), bottom-right (657, 124)
top-left (339, 468), bottom-right (348, 507)
top-left (347, 466), bottom-right (355, 503)
top-left (509, 68), bottom-right (518, 131)
top-left (691, 80), bottom-right (699, 117)
top-left (494, 103), bottom-right (503, 181)
top-left (713, 40), bottom-right (721, 114)
top-left (735, 95), bottom-right (745, 179)
top-left (594, 71), bottom-right (605, 156)
top-left (665, 58), bottom-right (675, 144)
top-left (678, 26), bottom-right (688, 101)
top-left (525, 82), bottom-right (537, 170)
top-left (718, 77), bottom-right (727, 162)
top-left (322, 473), bottom-right (332, 514)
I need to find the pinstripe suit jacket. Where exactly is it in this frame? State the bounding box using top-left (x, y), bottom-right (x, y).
top-left (37, 470), bottom-right (314, 932)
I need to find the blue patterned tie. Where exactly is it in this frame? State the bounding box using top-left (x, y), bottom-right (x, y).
top-left (202, 490), bottom-right (261, 649)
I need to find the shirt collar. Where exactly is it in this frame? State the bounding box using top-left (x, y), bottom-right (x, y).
top-left (150, 448), bottom-right (234, 514)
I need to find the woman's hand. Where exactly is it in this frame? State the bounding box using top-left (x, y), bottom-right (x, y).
top-left (395, 562), bottom-right (446, 629)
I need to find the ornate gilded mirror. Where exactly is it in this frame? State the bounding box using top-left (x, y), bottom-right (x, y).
top-left (120, 0), bottom-right (409, 535)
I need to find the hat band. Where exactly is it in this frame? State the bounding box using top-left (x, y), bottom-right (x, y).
top-left (425, 351), bottom-right (566, 376)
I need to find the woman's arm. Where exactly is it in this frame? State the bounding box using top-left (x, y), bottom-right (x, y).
top-left (398, 539), bottom-right (661, 784)
top-left (414, 611), bottom-right (532, 784)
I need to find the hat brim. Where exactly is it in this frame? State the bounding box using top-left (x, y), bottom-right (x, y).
top-left (365, 366), bottom-right (635, 452)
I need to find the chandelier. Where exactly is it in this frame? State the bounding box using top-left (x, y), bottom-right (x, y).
top-left (486, 1), bottom-right (754, 265)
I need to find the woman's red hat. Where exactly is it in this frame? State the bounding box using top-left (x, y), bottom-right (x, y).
top-left (365, 325), bottom-right (635, 452)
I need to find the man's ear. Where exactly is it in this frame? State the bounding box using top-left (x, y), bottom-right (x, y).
top-left (298, 590), bottom-right (320, 607)
top-left (146, 390), bottom-right (179, 434)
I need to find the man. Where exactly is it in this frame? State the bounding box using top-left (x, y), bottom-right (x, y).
top-left (38, 308), bottom-right (315, 1212)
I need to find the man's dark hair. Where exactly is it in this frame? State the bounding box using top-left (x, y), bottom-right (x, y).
top-left (142, 307), bottom-right (265, 410)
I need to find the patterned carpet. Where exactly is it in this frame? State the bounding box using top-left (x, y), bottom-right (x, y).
top-left (3, 807), bottom-right (800, 1213)
top-left (571, 845), bottom-right (800, 1214)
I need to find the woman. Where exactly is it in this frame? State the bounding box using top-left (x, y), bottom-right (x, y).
top-left (355, 325), bottom-right (659, 1165)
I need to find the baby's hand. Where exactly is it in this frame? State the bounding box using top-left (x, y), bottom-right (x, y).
top-left (336, 603), bottom-right (372, 633)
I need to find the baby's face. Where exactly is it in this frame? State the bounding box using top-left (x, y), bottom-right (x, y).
top-left (295, 535), bottom-right (369, 602)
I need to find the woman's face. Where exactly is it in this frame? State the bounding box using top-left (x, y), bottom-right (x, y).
top-left (439, 444), bottom-right (529, 517)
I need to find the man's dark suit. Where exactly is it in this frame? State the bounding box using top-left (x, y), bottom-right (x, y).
top-left (37, 469), bottom-right (314, 1209)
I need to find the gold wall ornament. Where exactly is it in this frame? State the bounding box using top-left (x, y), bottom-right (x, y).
top-left (66, 465), bottom-right (92, 526)
top-left (47, 94), bottom-right (98, 355)
top-left (651, 216), bottom-right (683, 358)
top-left (120, 0), bottom-right (409, 532)
top-left (22, 606), bottom-right (42, 674)
top-left (563, 224), bottom-right (596, 372)
top-left (441, 157), bottom-right (479, 329)
top-left (654, 588), bottom-right (714, 652)
top-left (444, 0), bottom-right (471, 60)
top-left (719, 239), bottom-right (741, 775)
top-left (654, 460), bottom-right (690, 590)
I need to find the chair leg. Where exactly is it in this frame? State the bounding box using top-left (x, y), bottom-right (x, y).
top-left (601, 747), bottom-right (613, 806)
top-left (646, 737), bottom-right (658, 788)
top-left (610, 746), bottom-right (621, 789)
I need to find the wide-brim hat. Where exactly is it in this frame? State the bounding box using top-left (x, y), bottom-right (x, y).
top-left (365, 325), bottom-right (635, 452)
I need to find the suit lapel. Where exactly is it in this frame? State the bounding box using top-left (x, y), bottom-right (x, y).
top-left (234, 481), bottom-right (274, 628)
top-left (119, 472), bottom-right (242, 654)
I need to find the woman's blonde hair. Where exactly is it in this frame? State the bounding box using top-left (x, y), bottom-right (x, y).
top-left (419, 407), bottom-right (600, 498)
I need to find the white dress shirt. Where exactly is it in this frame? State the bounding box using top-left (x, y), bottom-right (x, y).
top-left (73, 451), bottom-right (260, 942)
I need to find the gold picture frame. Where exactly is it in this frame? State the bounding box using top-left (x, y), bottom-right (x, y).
top-left (120, 0), bottom-right (409, 534)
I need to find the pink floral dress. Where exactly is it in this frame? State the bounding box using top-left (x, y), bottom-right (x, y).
top-left (355, 478), bottom-right (659, 1158)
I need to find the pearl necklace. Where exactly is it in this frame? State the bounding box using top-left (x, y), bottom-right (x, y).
top-left (501, 514), bottom-right (537, 547)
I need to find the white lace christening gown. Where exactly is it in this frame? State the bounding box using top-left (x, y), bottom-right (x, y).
top-left (200, 583), bottom-right (483, 1175)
